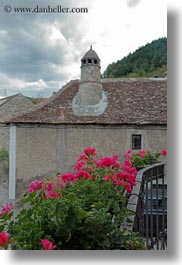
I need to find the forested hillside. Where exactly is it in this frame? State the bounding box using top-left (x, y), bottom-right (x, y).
top-left (103, 38), bottom-right (167, 78)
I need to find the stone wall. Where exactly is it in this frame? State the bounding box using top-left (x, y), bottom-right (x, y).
top-left (0, 124), bottom-right (9, 150)
top-left (16, 126), bottom-right (57, 181)
top-left (15, 124), bottom-right (167, 185)
top-left (0, 94), bottom-right (35, 151)
top-left (0, 94), bottom-right (35, 119)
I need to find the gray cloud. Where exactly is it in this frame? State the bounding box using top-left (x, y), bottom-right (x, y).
top-left (126, 0), bottom-right (142, 8)
top-left (0, 0), bottom-right (91, 97)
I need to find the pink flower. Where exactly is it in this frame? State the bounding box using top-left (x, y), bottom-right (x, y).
top-left (161, 149), bottom-right (167, 156)
top-left (125, 183), bottom-right (132, 193)
top-left (139, 153), bottom-right (145, 158)
top-left (41, 239), bottom-right (56, 250)
top-left (28, 180), bottom-right (44, 193)
top-left (139, 149), bottom-right (144, 153)
top-left (0, 203), bottom-right (13, 218)
top-left (115, 172), bottom-right (136, 187)
top-left (45, 182), bottom-right (53, 192)
top-left (74, 161), bottom-right (84, 171)
top-left (47, 191), bottom-right (61, 199)
top-left (123, 152), bottom-right (132, 160)
top-left (124, 160), bottom-right (132, 167)
top-left (84, 146), bottom-right (97, 156)
top-left (0, 231), bottom-right (10, 249)
top-left (96, 155), bottom-right (119, 168)
top-left (61, 173), bottom-right (75, 183)
top-left (77, 154), bottom-right (87, 161)
top-left (127, 150), bottom-right (132, 153)
top-left (112, 154), bottom-right (119, 161)
top-left (75, 170), bottom-right (91, 180)
top-left (84, 165), bottom-right (95, 173)
top-left (112, 177), bottom-right (124, 186)
top-left (102, 175), bottom-right (113, 181)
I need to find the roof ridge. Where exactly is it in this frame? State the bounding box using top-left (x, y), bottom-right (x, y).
top-left (101, 77), bottom-right (167, 83)
top-left (3, 80), bottom-right (80, 124)
top-left (0, 93), bottom-right (22, 108)
top-left (34, 79), bottom-right (79, 110)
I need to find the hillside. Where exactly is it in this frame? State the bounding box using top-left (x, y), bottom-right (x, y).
top-left (27, 97), bottom-right (47, 105)
top-left (103, 37), bottom-right (167, 78)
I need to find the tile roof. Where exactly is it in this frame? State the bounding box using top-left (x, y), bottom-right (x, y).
top-left (0, 93), bottom-right (35, 123)
top-left (0, 94), bottom-right (21, 107)
top-left (6, 78), bottom-right (167, 125)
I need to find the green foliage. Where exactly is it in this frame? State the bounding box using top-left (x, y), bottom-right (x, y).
top-left (27, 97), bottom-right (47, 105)
top-left (125, 150), bottom-right (161, 168)
top-left (7, 178), bottom-right (134, 250)
top-left (0, 148), bottom-right (9, 172)
top-left (1, 148), bottom-right (146, 250)
top-left (103, 37), bottom-right (167, 78)
top-left (132, 152), bottom-right (160, 168)
top-left (110, 228), bottom-right (146, 250)
top-left (0, 148), bottom-right (9, 162)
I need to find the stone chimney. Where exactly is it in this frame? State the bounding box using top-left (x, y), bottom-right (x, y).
top-left (72, 46), bottom-right (107, 116)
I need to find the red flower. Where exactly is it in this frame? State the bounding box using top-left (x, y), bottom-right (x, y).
top-left (139, 149), bottom-right (144, 153)
top-left (161, 149), bottom-right (167, 156)
top-left (41, 239), bottom-right (56, 250)
top-left (61, 173), bottom-right (75, 183)
top-left (0, 203), bottom-right (13, 218)
top-left (75, 170), bottom-right (91, 180)
top-left (112, 177), bottom-right (124, 186)
top-left (102, 175), bottom-right (113, 181)
top-left (47, 191), bottom-right (61, 199)
top-left (123, 152), bottom-right (132, 160)
top-left (28, 180), bottom-right (44, 193)
top-left (0, 231), bottom-right (10, 249)
top-left (45, 182), bottom-right (53, 192)
top-left (124, 160), bottom-right (132, 167)
top-left (127, 149), bottom-right (132, 153)
top-left (84, 146), bottom-right (97, 156)
top-left (96, 155), bottom-right (119, 168)
top-left (125, 183), bottom-right (132, 193)
top-left (74, 161), bottom-right (84, 171)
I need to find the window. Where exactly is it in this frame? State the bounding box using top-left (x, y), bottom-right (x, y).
top-left (132, 134), bottom-right (142, 150)
top-left (82, 59), bottom-right (86, 64)
top-left (94, 59), bottom-right (98, 64)
top-left (88, 59), bottom-right (92, 63)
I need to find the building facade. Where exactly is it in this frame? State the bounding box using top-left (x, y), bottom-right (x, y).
top-left (0, 93), bottom-right (35, 150)
top-left (6, 48), bottom-right (167, 200)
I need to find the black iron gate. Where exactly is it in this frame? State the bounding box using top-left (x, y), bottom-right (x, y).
top-left (126, 162), bottom-right (167, 250)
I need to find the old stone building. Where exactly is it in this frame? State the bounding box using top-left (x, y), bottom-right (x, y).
top-left (6, 47), bottom-right (167, 200)
top-left (0, 93), bottom-right (35, 150)
top-left (0, 94), bottom-right (35, 201)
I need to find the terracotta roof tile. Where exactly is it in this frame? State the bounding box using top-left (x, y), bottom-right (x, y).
top-left (6, 78), bottom-right (167, 125)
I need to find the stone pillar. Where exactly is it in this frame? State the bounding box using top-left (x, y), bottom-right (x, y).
top-left (9, 124), bottom-right (16, 201)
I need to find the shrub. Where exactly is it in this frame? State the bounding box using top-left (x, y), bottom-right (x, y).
top-left (123, 149), bottom-right (167, 168)
top-left (0, 147), bottom-right (146, 250)
top-left (0, 148), bottom-right (9, 174)
top-left (0, 148), bottom-right (9, 162)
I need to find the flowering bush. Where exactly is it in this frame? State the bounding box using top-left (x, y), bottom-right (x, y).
top-left (0, 203), bottom-right (13, 250)
top-left (0, 147), bottom-right (146, 250)
top-left (0, 231), bottom-right (10, 250)
top-left (123, 149), bottom-right (167, 168)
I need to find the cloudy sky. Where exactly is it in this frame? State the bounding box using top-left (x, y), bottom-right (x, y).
top-left (0, 0), bottom-right (167, 98)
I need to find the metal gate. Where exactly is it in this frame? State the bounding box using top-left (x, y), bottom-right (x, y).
top-left (127, 162), bottom-right (167, 250)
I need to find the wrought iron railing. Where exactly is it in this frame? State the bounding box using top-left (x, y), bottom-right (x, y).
top-left (126, 162), bottom-right (167, 250)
